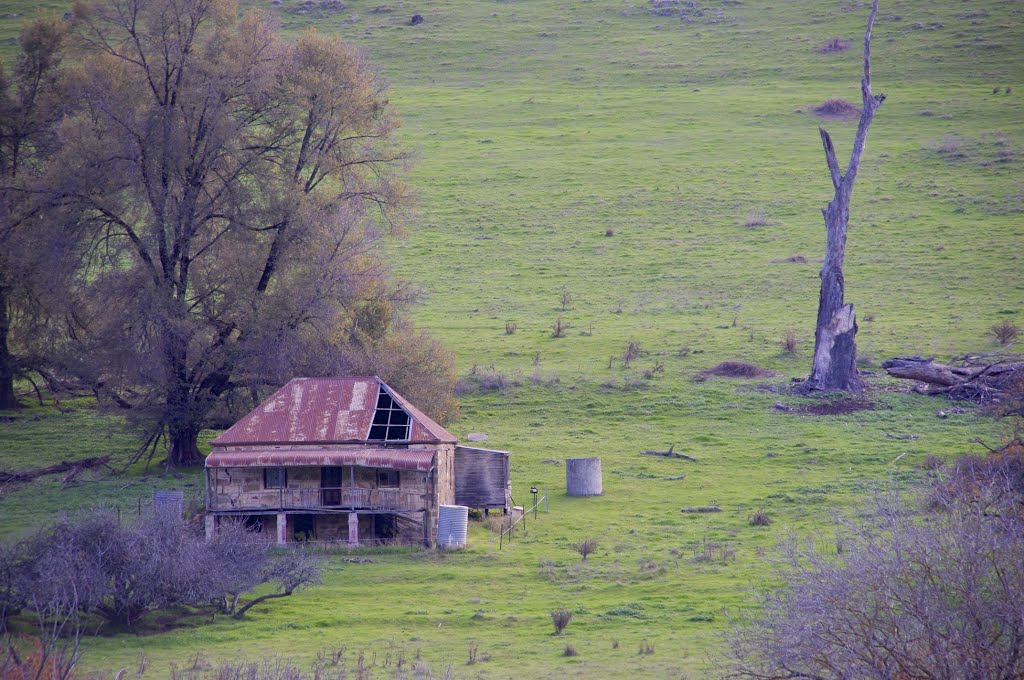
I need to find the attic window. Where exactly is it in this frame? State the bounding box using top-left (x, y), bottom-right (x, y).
top-left (368, 385), bottom-right (411, 441)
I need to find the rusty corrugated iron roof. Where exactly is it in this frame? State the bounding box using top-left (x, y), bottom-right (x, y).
top-left (205, 447), bottom-right (436, 472)
top-left (211, 377), bottom-right (456, 446)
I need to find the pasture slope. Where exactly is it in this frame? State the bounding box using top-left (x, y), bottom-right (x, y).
top-left (0, 0), bottom-right (1021, 676)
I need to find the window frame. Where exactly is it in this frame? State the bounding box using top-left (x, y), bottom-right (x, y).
top-left (263, 467), bottom-right (287, 489)
top-left (376, 469), bottom-right (400, 488)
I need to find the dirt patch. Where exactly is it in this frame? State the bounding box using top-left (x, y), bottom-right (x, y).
top-left (702, 361), bottom-right (777, 379)
top-left (813, 98), bottom-right (861, 120)
top-left (796, 399), bottom-right (875, 416)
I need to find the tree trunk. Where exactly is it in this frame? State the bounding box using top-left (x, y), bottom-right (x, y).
top-left (803, 0), bottom-right (885, 393)
top-left (0, 285), bottom-right (20, 409)
top-left (166, 422), bottom-right (204, 468)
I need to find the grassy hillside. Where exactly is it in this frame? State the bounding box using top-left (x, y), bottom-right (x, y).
top-left (0, 0), bottom-right (1021, 676)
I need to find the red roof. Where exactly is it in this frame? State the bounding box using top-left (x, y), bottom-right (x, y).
top-left (205, 447), bottom-right (435, 472)
top-left (211, 377), bottom-right (456, 446)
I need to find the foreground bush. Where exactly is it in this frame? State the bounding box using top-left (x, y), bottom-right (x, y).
top-left (1, 510), bottom-right (323, 679)
top-left (725, 464), bottom-right (1024, 679)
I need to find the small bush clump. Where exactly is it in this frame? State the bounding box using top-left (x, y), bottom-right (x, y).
top-left (562, 644), bottom-right (578, 657)
top-left (817, 36), bottom-right (852, 53)
top-left (780, 330), bottom-right (799, 354)
top-left (551, 608), bottom-right (573, 635)
top-left (990, 319), bottom-right (1020, 345)
top-left (571, 538), bottom-right (598, 560)
top-left (749, 510), bottom-right (772, 526)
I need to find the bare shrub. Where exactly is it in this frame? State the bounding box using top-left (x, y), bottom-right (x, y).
top-left (551, 317), bottom-right (569, 338)
top-left (559, 286), bottom-right (573, 311)
top-left (623, 341), bottom-right (642, 367)
top-left (813, 98), bottom-right (860, 119)
top-left (455, 368), bottom-right (518, 396)
top-left (725, 490), bottom-right (1024, 679)
top-left (749, 510), bottom-right (772, 526)
top-left (639, 639), bottom-right (655, 656)
top-left (817, 36), bottom-right (851, 53)
top-left (571, 538), bottom-right (598, 561)
top-left (990, 319), bottom-right (1020, 345)
top-left (504, 321), bottom-right (517, 335)
top-left (744, 209), bottom-right (769, 228)
top-left (551, 608), bottom-right (572, 635)
top-left (780, 330), bottom-right (799, 354)
top-left (562, 644), bottom-right (578, 657)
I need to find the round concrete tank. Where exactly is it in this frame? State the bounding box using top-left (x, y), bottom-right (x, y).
top-left (437, 504), bottom-right (469, 549)
top-left (566, 457), bottom-right (603, 496)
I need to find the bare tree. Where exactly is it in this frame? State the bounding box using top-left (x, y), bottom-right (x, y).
top-left (41, 1), bottom-right (434, 466)
top-left (803, 0), bottom-right (885, 393)
top-left (725, 486), bottom-right (1024, 679)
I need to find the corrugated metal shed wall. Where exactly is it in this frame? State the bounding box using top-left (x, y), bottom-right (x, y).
top-left (453, 446), bottom-right (510, 509)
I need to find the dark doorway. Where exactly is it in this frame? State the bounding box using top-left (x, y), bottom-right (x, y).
top-left (292, 514), bottom-right (316, 542)
top-left (374, 514), bottom-right (399, 541)
top-left (321, 466), bottom-right (343, 506)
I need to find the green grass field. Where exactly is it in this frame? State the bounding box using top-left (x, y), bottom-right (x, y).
top-left (0, 0), bottom-right (1021, 676)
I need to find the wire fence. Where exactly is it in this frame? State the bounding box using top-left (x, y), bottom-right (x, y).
top-left (493, 489), bottom-right (549, 552)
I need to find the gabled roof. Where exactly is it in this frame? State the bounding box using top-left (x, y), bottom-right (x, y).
top-left (211, 377), bottom-right (457, 447)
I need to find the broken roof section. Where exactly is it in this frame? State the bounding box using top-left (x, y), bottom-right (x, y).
top-left (212, 377), bottom-right (456, 446)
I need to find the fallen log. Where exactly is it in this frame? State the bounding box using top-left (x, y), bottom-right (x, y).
top-left (882, 355), bottom-right (1023, 402)
top-left (641, 444), bottom-right (699, 462)
top-left (0, 455), bottom-right (111, 483)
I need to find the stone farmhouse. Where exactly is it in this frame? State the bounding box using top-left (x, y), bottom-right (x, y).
top-left (204, 377), bottom-right (511, 546)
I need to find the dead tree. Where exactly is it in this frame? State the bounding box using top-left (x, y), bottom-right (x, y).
top-left (803, 0), bottom-right (885, 393)
top-left (882, 355), bottom-right (1023, 402)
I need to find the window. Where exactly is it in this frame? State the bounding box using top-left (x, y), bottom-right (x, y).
top-left (264, 467), bottom-right (287, 489)
top-left (368, 385), bottom-right (411, 441)
top-left (377, 469), bottom-right (400, 488)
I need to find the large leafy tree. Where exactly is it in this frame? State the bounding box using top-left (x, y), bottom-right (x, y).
top-left (0, 16), bottom-right (71, 409)
top-left (47, 0), bottom-right (437, 466)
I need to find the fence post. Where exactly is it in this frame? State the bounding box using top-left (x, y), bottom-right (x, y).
top-left (544, 489), bottom-right (549, 513)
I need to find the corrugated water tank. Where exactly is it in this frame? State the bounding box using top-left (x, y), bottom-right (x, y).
top-left (437, 504), bottom-right (469, 549)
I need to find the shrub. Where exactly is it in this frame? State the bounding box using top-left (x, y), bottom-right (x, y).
top-left (639, 639), bottom-right (655, 656)
top-left (749, 510), bottom-right (772, 526)
top-left (559, 285), bottom-right (573, 311)
top-left (725, 488), bottom-right (1024, 678)
top-left (990, 319), bottom-right (1020, 345)
top-left (571, 538), bottom-right (598, 560)
top-left (562, 644), bottom-right (578, 657)
top-left (504, 321), bottom-right (517, 335)
top-left (817, 36), bottom-right (851, 53)
top-left (551, 608), bottom-right (573, 635)
top-left (551, 317), bottom-right (569, 338)
top-left (780, 330), bottom-right (799, 354)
